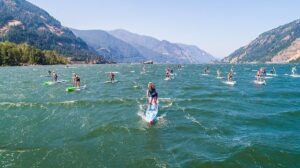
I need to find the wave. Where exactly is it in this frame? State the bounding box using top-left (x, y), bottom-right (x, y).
top-left (200, 145), bottom-right (300, 168)
top-left (0, 98), bottom-right (139, 109)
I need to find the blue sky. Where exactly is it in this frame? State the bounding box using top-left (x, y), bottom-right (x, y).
top-left (27, 0), bottom-right (300, 58)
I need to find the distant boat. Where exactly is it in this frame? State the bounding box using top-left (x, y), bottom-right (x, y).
top-left (143, 60), bottom-right (154, 64)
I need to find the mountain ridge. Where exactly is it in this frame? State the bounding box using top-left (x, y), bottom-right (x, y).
top-left (108, 29), bottom-right (216, 63)
top-left (223, 19), bottom-right (300, 63)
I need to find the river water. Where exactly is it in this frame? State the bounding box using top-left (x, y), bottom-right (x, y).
top-left (0, 64), bottom-right (299, 168)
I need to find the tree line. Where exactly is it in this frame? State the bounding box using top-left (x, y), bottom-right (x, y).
top-left (0, 41), bottom-right (69, 66)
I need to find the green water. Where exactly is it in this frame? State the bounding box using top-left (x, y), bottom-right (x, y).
top-left (0, 64), bottom-right (299, 168)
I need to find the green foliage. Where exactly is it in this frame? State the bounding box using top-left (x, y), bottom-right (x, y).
top-left (0, 41), bottom-right (69, 66)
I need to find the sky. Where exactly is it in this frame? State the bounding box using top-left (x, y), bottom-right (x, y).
top-left (27, 0), bottom-right (300, 58)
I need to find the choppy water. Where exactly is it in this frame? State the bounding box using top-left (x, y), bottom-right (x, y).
top-left (0, 64), bottom-right (300, 168)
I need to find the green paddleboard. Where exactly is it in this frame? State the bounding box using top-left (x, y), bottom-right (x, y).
top-left (66, 87), bottom-right (76, 92)
top-left (44, 81), bottom-right (55, 86)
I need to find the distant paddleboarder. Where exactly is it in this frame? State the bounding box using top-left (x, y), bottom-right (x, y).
top-left (227, 71), bottom-right (233, 81)
top-left (75, 74), bottom-right (80, 87)
top-left (270, 67), bottom-right (276, 75)
top-left (204, 66), bottom-right (210, 74)
top-left (52, 71), bottom-right (58, 82)
top-left (108, 72), bottom-right (115, 82)
top-left (292, 66), bottom-right (297, 75)
top-left (72, 73), bottom-right (80, 87)
top-left (217, 68), bottom-right (221, 78)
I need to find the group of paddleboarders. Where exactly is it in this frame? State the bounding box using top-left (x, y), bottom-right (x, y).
top-left (256, 68), bottom-right (266, 81)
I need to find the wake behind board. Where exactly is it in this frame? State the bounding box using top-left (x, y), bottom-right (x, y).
top-left (144, 104), bottom-right (159, 124)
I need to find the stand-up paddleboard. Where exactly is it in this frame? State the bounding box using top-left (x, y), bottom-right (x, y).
top-left (44, 80), bottom-right (67, 86)
top-left (65, 85), bottom-right (86, 92)
top-left (40, 75), bottom-right (52, 78)
top-left (105, 72), bottom-right (119, 74)
top-left (264, 76), bottom-right (273, 79)
top-left (266, 73), bottom-right (278, 77)
top-left (144, 104), bottom-right (159, 125)
top-left (43, 81), bottom-right (56, 86)
top-left (290, 74), bottom-right (300, 78)
top-left (216, 76), bottom-right (224, 79)
top-left (104, 80), bottom-right (119, 84)
top-left (254, 80), bottom-right (266, 85)
top-left (164, 77), bottom-right (172, 81)
top-left (201, 74), bottom-right (209, 76)
top-left (223, 81), bottom-right (236, 86)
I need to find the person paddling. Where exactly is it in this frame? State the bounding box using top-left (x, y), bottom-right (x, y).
top-left (146, 82), bottom-right (158, 108)
top-left (217, 68), bottom-right (221, 78)
top-left (52, 71), bottom-right (58, 82)
top-left (48, 70), bottom-right (52, 76)
top-left (256, 68), bottom-right (263, 81)
top-left (270, 67), bottom-right (276, 75)
top-left (108, 72), bottom-right (115, 82)
top-left (292, 66), bottom-right (297, 75)
top-left (75, 74), bottom-right (81, 87)
top-left (227, 71), bottom-right (233, 81)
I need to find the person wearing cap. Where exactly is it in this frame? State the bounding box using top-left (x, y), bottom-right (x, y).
top-left (146, 82), bottom-right (158, 106)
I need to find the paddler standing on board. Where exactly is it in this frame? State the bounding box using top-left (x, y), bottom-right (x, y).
top-left (146, 82), bottom-right (158, 108)
top-left (256, 68), bottom-right (263, 82)
top-left (52, 71), bottom-right (58, 82)
top-left (217, 68), bottom-right (221, 78)
top-left (108, 72), bottom-right (115, 82)
top-left (75, 74), bottom-right (80, 87)
top-left (227, 71), bottom-right (233, 81)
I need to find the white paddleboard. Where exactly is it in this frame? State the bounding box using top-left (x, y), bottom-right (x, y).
top-left (266, 73), bottom-right (278, 77)
top-left (164, 77), bottom-right (172, 81)
top-left (144, 104), bottom-right (159, 124)
top-left (104, 80), bottom-right (119, 84)
top-left (254, 80), bottom-right (266, 85)
top-left (201, 74), bottom-right (209, 76)
top-left (216, 76), bottom-right (224, 79)
top-left (290, 74), bottom-right (300, 78)
top-left (223, 81), bottom-right (236, 86)
top-left (105, 72), bottom-right (119, 74)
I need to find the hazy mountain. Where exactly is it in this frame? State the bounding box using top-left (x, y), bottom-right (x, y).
top-left (223, 19), bottom-right (300, 63)
top-left (71, 29), bottom-right (145, 63)
top-left (0, 0), bottom-right (104, 62)
top-left (109, 29), bottom-right (216, 63)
